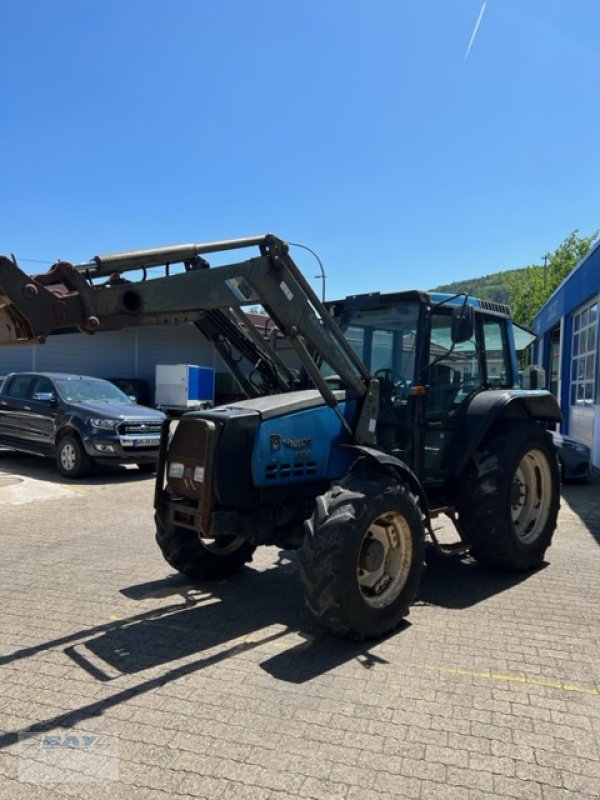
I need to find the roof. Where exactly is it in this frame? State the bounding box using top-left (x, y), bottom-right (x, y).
top-left (533, 239), bottom-right (600, 335)
top-left (4, 371), bottom-right (109, 381)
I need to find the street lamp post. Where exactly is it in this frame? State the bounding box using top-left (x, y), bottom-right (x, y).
top-left (286, 241), bottom-right (327, 302)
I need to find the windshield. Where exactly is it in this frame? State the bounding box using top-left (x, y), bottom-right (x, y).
top-left (54, 377), bottom-right (133, 404)
top-left (329, 302), bottom-right (421, 386)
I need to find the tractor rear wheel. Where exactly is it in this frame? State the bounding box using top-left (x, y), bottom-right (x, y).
top-left (300, 473), bottom-right (425, 640)
top-left (456, 422), bottom-right (560, 571)
top-left (155, 518), bottom-right (255, 580)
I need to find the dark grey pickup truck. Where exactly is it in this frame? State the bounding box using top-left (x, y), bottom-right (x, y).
top-left (0, 372), bottom-right (166, 478)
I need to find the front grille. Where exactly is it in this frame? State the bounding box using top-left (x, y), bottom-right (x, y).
top-left (167, 417), bottom-right (216, 506)
top-left (265, 461), bottom-right (317, 480)
top-left (117, 420), bottom-right (163, 436)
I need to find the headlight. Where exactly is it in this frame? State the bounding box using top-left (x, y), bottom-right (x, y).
top-left (168, 462), bottom-right (185, 479)
top-left (88, 417), bottom-right (118, 430)
top-left (193, 466), bottom-right (205, 482)
top-left (565, 443), bottom-right (588, 454)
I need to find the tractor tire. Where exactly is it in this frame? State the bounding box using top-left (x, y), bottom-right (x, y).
top-left (456, 422), bottom-right (560, 571)
top-left (155, 517), bottom-right (255, 580)
top-left (299, 473), bottom-right (426, 640)
top-left (56, 434), bottom-right (92, 479)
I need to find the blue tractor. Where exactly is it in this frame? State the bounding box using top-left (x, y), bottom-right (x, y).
top-left (0, 235), bottom-right (562, 638)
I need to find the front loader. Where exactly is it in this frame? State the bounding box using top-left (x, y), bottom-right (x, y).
top-left (0, 235), bottom-right (562, 639)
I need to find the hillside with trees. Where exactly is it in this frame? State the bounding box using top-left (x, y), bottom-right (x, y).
top-left (431, 229), bottom-right (599, 328)
top-left (431, 269), bottom-right (518, 307)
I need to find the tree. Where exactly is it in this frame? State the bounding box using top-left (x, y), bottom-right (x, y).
top-left (507, 229), bottom-right (599, 328)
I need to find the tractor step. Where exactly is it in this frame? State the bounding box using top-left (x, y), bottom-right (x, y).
top-left (426, 511), bottom-right (471, 557)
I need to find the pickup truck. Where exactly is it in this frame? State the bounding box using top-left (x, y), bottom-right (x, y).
top-left (0, 371), bottom-right (166, 478)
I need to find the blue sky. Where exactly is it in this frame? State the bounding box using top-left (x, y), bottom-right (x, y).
top-left (2, 0), bottom-right (599, 301)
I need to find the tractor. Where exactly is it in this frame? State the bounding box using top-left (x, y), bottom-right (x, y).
top-left (0, 235), bottom-right (561, 638)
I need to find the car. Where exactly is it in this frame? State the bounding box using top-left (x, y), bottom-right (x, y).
top-left (0, 372), bottom-right (167, 478)
top-left (551, 431), bottom-right (592, 483)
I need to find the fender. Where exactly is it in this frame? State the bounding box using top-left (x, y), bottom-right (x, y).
top-left (448, 389), bottom-right (563, 477)
top-left (344, 444), bottom-right (430, 519)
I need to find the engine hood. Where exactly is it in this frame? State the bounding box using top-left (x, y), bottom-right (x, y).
top-left (68, 401), bottom-right (166, 420)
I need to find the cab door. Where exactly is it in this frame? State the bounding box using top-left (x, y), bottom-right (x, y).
top-left (421, 309), bottom-right (513, 484)
top-left (27, 375), bottom-right (58, 449)
top-left (422, 309), bottom-right (482, 483)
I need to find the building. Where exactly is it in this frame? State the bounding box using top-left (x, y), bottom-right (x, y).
top-left (0, 312), bottom-right (284, 405)
top-left (533, 241), bottom-right (600, 467)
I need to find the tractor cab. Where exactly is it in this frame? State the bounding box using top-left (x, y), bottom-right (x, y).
top-left (326, 291), bottom-right (521, 486)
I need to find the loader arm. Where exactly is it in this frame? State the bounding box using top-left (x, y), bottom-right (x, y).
top-left (0, 234), bottom-right (379, 442)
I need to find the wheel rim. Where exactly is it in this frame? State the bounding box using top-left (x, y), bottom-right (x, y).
top-left (60, 442), bottom-right (77, 472)
top-left (357, 511), bottom-right (414, 609)
top-left (201, 535), bottom-right (246, 556)
top-left (510, 449), bottom-right (552, 544)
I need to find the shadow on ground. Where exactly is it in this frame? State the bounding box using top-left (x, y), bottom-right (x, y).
top-left (0, 556), bottom-right (391, 748)
top-left (416, 545), bottom-right (541, 609)
top-left (0, 532), bottom-right (548, 752)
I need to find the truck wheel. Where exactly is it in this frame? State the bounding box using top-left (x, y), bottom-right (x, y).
top-left (155, 518), bottom-right (255, 580)
top-left (300, 473), bottom-right (425, 640)
top-left (456, 422), bottom-right (560, 571)
top-left (56, 434), bottom-right (92, 479)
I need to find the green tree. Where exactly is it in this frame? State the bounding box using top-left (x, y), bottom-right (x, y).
top-left (507, 229), bottom-right (599, 327)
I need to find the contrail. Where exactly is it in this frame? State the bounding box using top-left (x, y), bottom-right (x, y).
top-left (464, 1), bottom-right (487, 61)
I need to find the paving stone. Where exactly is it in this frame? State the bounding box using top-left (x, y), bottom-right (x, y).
top-left (0, 465), bottom-right (598, 800)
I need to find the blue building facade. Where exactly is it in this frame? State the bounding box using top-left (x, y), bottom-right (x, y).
top-left (533, 241), bottom-right (600, 468)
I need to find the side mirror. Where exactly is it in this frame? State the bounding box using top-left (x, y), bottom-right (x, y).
top-left (451, 305), bottom-right (474, 344)
top-left (33, 391), bottom-right (55, 403)
top-left (521, 365), bottom-right (546, 390)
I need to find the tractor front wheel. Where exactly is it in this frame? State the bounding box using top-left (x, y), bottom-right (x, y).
top-left (155, 518), bottom-right (256, 580)
top-left (456, 422), bottom-right (560, 571)
top-left (300, 473), bottom-right (425, 640)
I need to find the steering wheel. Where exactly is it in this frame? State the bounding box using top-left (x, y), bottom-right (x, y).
top-left (374, 369), bottom-right (407, 396)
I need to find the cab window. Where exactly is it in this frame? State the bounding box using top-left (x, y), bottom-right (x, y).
top-left (481, 318), bottom-right (511, 386)
top-left (3, 374), bottom-right (36, 399)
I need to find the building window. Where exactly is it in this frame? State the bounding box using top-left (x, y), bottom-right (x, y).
top-left (570, 299), bottom-right (598, 406)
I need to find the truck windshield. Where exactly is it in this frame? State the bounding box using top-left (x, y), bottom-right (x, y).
top-left (54, 377), bottom-right (133, 404)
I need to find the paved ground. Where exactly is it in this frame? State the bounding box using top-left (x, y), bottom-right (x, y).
top-left (0, 450), bottom-right (598, 800)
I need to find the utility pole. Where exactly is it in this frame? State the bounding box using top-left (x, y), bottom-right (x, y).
top-left (542, 253), bottom-right (549, 288)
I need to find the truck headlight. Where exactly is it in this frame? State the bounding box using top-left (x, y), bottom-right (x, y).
top-left (88, 417), bottom-right (118, 431)
top-left (168, 462), bottom-right (185, 479)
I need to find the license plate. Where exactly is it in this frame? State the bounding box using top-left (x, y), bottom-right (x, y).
top-left (134, 437), bottom-right (160, 448)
